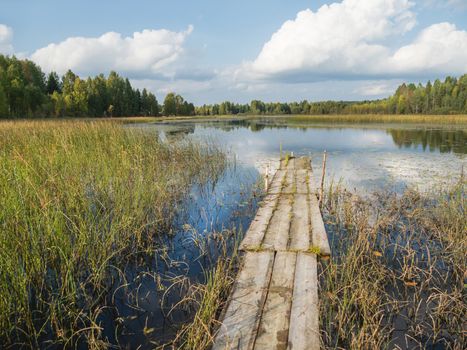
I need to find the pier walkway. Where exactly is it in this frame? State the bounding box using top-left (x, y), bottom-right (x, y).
top-left (213, 156), bottom-right (331, 350)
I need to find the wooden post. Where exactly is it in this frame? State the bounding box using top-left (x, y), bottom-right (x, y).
top-left (319, 151), bottom-right (327, 209)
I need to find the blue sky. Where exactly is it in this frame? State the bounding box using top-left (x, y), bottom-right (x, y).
top-left (1, 0), bottom-right (467, 104)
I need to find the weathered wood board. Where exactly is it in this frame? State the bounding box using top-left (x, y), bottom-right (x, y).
top-left (212, 251), bottom-right (274, 349)
top-left (213, 156), bottom-right (330, 349)
top-left (287, 252), bottom-right (320, 350)
top-left (254, 252), bottom-right (296, 349)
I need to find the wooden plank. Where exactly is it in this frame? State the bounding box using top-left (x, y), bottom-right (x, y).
top-left (240, 169), bottom-right (286, 250)
top-left (295, 156), bottom-right (311, 170)
top-left (255, 252), bottom-right (297, 350)
top-left (286, 157), bottom-right (295, 170)
top-left (289, 193), bottom-right (311, 251)
top-left (287, 252), bottom-right (320, 350)
top-left (213, 251), bottom-right (274, 350)
top-left (262, 195), bottom-right (293, 251)
top-left (280, 156), bottom-right (295, 170)
top-left (296, 169), bottom-right (309, 194)
top-left (269, 169), bottom-right (287, 194)
top-left (309, 191), bottom-right (331, 256)
top-left (307, 169), bottom-right (318, 195)
top-left (283, 169), bottom-right (295, 193)
top-left (240, 193), bottom-right (279, 250)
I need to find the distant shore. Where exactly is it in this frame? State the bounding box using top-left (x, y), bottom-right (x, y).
top-left (115, 114), bottom-right (467, 125)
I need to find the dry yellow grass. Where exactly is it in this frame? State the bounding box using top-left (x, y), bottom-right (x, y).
top-left (285, 114), bottom-right (467, 124)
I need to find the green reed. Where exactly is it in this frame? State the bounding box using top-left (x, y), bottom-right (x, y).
top-left (0, 120), bottom-right (226, 348)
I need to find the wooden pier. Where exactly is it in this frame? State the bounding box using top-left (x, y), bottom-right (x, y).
top-left (213, 156), bottom-right (330, 350)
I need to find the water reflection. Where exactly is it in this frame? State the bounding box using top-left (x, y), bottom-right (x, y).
top-left (156, 119), bottom-right (466, 154)
top-left (150, 119), bottom-right (465, 192)
top-left (388, 128), bottom-right (466, 154)
top-left (100, 164), bottom-right (261, 348)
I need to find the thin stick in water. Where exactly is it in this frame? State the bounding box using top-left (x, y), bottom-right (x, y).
top-left (319, 151), bottom-right (327, 209)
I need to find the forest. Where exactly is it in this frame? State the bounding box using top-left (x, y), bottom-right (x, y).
top-left (0, 55), bottom-right (194, 118)
top-left (196, 75), bottom-right (467, 116)
top-left (1, 54), bottom-right (467, 118)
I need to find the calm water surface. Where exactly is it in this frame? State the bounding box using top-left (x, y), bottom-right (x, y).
top-left (155, 118), bottom-right (466, 192)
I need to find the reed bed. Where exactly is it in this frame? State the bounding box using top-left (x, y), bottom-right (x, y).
top-left (286, 114), bottom-right (467, 124)
top-left (0, 120), bottom-right (226, 348)
top-left (319, 181), bottom-right (466, 349)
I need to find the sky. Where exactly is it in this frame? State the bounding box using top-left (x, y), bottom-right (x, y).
top-left (1, 0), bottom-right (467, 104)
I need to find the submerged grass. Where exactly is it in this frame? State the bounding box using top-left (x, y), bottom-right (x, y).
top-left (319, 181), bottom-right (466, 349)
top-left (168, 231), bottom-right (241, 350)
top-left (0, 120), bottom-right (226, 348)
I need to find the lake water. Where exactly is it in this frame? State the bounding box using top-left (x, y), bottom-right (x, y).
top-left (112, 117), bottom-right (466, 348)
top-left (155, 117), bottom-right (466, 193)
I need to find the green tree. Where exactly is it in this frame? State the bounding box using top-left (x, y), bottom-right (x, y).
top-left (46, 72), bottom-right (61, 94)
top-left (0, 83), bottom-right (8, 116)
top-left (250, 100), bottom-right (265, 114)
top-left (87, 75), bottom-right (109, 117)
top-left (163, 93), bottom-right (177, 116)
top-left (50, 91), bottom-right (65, 117)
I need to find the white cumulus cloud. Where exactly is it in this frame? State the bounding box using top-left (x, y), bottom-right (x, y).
top-left (31, 26), bottom-right (194, 76)
top-left (241, 0), bottom-right (467, 82)
top-left (390, 22), bottom-right (467, 74)
top-left (246, 0), bottom-right (416, 79)
top-left (0, 24), bottom-right (14, 54)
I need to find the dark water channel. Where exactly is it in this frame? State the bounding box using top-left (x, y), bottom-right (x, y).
top-left (99, 163), bottom-right (262, 348)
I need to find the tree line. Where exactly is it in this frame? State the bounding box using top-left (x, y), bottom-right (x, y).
top-left (196, 75), bottom-right (467, 116)
top-left (0, 55), bottom-right (195, 118)
top-left (1, 54), bottom-right (466, 118)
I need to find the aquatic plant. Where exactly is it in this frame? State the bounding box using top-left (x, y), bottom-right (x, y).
top-left (319, 181), bottom-right (466, 349)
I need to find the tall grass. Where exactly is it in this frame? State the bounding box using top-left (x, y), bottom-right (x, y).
top-left (146, 114), bottom-right (467, 124)
top-left (0, 120), bottom-right (226, 347)
top-left (286, 114), bottom-right (467, 124)
top-left (319, 181), bottom-right (466, 349)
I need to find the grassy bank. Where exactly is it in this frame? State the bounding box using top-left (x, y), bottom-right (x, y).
top-left (0, 120), bottom-right (225, 347)
top-left (282, 114), bottom-right (467, 124)
top-left (320, 182), bottom-right (466, 349)
top-left (6, 114), bottom-right (466, 125)
top-left (148, 114), bottom-right (467, 124)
